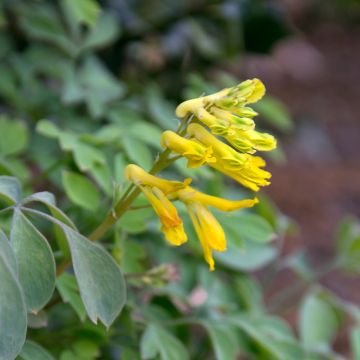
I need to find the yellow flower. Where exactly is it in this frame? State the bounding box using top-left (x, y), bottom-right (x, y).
top-left (226, 128), bottom-right (277, 153)
top-left (176, 79), bottom-right (265, 118)
top-left (161, 130), bottom-right (216, 168)
top-left (175, 79), bottom-right (276, 156)
top-left (125, 164), bottom-right (188, 245)
top-left (187, 124), bottom-right (271, 191)
top-left (125, 164), bottom-right (190, 194)
top-left (175, 186), bottom-right (258, 270)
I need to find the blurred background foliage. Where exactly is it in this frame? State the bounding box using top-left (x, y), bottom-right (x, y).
top-left (0, 0), bottom-right (360, 359)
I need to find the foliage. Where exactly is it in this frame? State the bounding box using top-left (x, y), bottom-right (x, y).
top-left (0, 1), bottom-right (358, 359)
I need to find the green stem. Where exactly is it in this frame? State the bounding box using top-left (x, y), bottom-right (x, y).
top-left (88, 116), bottom-right (191, 242)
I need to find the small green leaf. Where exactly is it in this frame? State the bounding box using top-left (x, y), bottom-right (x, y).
top-left (19, 340), bottom-right (55, 360)
top-left (82, 12), bottom-right (120, 50)
top-left (10, 210), bottom-right (56, 312)
top-left (219, 212), bottom-right (275, 244)
top-left (57, 273), bottom-right (87, 321)
top-left (62, 0), bottom-right (100, 27)
top-left (123, 137), bottom-right (152, 170)
top-left (141, 324), bottom-right (189, 360)
top-left (254, 96), bottom-right (293, 133)
top-left (62, 171), bottom-right (100, 211)
top-left (0, 254), bottom-right (27, 360)
top-left (351, 326), bottom-right (360, 360)
top-left (36, 120), bottom-right (61, 139)
top-left (299, 293), bottom-right (339, 350)
top-left (0, 116), bottom-right (29, 156)
top-left (215, 241), bottom-right (278, 271)
top-left (202, 321), bottom-right (240, 360)
top-left (63, 228), bottom-right (126, 327)
top-left (0, 175), bottom-right (21, 204)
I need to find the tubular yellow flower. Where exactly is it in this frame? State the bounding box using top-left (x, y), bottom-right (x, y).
top-left (175, 186), bottom-right (258, 270)
top-left (125, 164), bottom-right (188, 245)
top-left (125, 164), bottom-right (190, 194)
top-left (226, 128), bottom-right (277, 153)
top-left (187, 124), bottom-right (271, 191)
top-left (141, 186), bottom-right (187, 246)
top-left (175, 79), bottom-right (275, 156)
top-left (161, 130), bottom-right (216, 168)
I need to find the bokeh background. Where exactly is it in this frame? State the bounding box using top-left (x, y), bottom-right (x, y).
top-left (1, 0), bottom-right (360, 358)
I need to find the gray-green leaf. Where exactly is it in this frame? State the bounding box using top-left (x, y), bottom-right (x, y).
top-left (10, 210), bottom-right (56, 312)
top-left (0, 253), bottom-right (27, 360)
top-left (63, 228), bottom-right (126, 327)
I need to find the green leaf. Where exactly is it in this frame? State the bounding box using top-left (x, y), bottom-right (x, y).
top-left (19, 340), bottom-right (55, 360)
top-left (234, 275), bottom-right (264, 314)
top-left (36, 120), bottom-right (61, 139)
top-left (254, 96), bottom-right (293, 133)
top-left (63, 227), bottom-right (126, 327)
top-left (0, 228), bottom-right (17, 273)
top-left (62, 171), bottom-right (100, 211)
top-left (141, 324), bottom-right (189, 360)
top-left (218, 212), bottom-right (275, 244)
top-left (351, 326), bottom-right (360, 360)
top-left (79, 56), bottom-right (125, 118)
top-left (56, 273), bottom-right (87, 321)
top-left (299, 293), bottom-right (339, 350)
top-left (123, 137), bottom-right (152, 170)
top-left (22, 192), bottom-right (76, 229)
top-left (19, 4), bottom-right (77, 57)
top-left (62, 0), bottom-right (100, 27)
top-left (22, 191), bottom-right (76, 258)
top-left (215, 241), bottom-right (278, 271)
top-left (0, 253), bottom-right (27, 360)
top-left (0, 175), bottom-right (21, 204)
top-left (0, 116), bottom-right (29, 156)
top-left (202, 321), bottom-right (240, 360)
top-left (229, 314), bottom-right (302, 360)
top-left (336, 216), bottom-right (360, 273)
top-left (88, 162), bottom-right (112, 196)
top-left (146, 85), bottom-right (177, 130)
top-left (82, 12), bottom-right (120, 50)
top-left (10, 210), bottom-right (56, 312)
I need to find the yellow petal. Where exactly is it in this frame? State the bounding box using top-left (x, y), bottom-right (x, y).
top-left (177, 187), bottom-right (258, 211)
top-left (125, 164), bottom-right (190, 194)
top-left (142, 186), bottom-right (187, 246)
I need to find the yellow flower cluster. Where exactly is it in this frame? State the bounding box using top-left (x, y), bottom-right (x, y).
top-left (125, 79), bottom-right (276, 270)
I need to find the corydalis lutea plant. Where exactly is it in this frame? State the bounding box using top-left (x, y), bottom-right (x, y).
top-left (123, 78), bottom-right (276, 270)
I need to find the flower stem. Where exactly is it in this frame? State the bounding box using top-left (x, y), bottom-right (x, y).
top-left (88, 116), bottom-right (191, 242)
